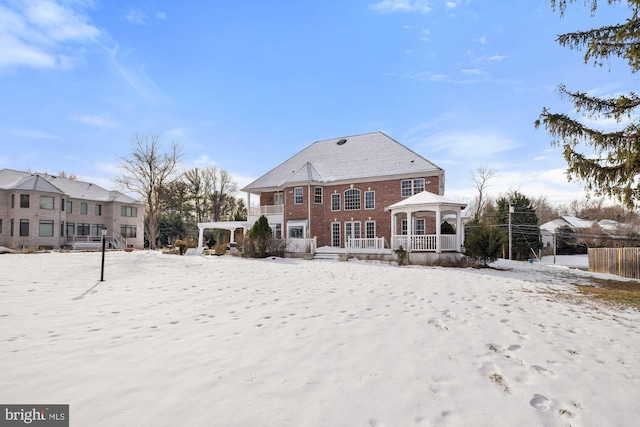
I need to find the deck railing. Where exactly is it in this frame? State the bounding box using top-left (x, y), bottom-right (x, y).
top-left (285, 237), bottom-right (317, 254)
top-left (345, 237), bottom-right (387, 254)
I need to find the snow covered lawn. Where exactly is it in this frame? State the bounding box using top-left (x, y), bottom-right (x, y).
top-left (1, 251), bottom-right (639, 426)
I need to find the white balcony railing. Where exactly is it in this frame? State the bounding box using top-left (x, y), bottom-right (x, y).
top-left (248, 204), bottom-right (284, 217)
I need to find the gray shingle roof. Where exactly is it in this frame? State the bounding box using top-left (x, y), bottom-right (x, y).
top-left (0, 169), bottom-right (140, 204)
top-left (242, 131), bottom-right (443, 192)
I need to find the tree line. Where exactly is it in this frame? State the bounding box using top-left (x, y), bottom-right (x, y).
top-left (116, 133), bottom-right (246, 249)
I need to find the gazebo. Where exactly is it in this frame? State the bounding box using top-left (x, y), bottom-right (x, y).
top-left (197, 221), bottom-right (251, 249)
top-left (385, 191), bottom-right (467, 262)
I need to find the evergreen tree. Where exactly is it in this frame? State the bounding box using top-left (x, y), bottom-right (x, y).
top-left (248, 215), bottom-right (272, 258)
top-left (494, 192), bottom-right (543, 260)
top-left (465, 223), bottom-right (506, 266)
top-left (536, 0), bottom-right (640, 207)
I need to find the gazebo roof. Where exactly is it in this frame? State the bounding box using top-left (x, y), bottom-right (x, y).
top-left (385, 191), bottom-right (466, 212)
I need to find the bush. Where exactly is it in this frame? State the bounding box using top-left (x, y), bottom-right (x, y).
top-left (248, 215), bottom-right (272, 258)
top-left (464, 224), bottom-right (506, 266)
top-left (214, 242), bottom-right (228, 256)
top-left (174, 239), bottom-right (187, 255)
top-left (394, 245), bottom-right (409, 266)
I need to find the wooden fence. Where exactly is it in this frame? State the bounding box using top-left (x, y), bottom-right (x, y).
top-left (588, 247), bottom-right (640, 279)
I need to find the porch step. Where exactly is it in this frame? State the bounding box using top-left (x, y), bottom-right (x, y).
top-left (312, 252), bottom-right (340, 261)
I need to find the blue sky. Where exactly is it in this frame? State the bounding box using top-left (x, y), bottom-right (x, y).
top-left (0, 0), bottom-right (635, 206)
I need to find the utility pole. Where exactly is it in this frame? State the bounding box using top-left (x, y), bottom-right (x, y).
top-left (508, 204), bottom-right (514, 260)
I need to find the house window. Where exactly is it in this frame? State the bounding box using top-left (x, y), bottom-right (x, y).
top-left (401, 179), bottom-right (425, 197)
top-left (401, 219), bottom-right (407, 235)
top-left (19, 219), bottom-right (29, 236)
top-left (77, 223), bottom-right (90, 236)
top-left (11, 219), bottom-right (14, 236)
top-left (60, 221), bottom-right (64, 237)
top-left (20, 194), bottom-right (29, 208)
top-left (365, 221), bottom-right (376, 239)
top-left (345, 221), bottom-right (361, 242)
top-left (39, 220), bottom-right (54, 237)
top-left (61, 198), bottom-right (65, 211)
top-left (331, 193), bottom-right (340, 211)
top-left (121, 206), bottom-right (137, 217)
top-left (287, 220), bottom-right (307, 238)
top-left (66, 222), bottom-right (75, 237)
top-left (92, 224), bottom-right (106, 237)
top-left (121, 225), bottom-right (137, 238)
top-left (416, 219), bottom-right (425, 235)
top-left (294, 187), bottom-right (303, 205)
top-left (11, 194), bottom-right (14, 208)
top-left (0, 219), bottom-right (2, 234)
top-left (66, 200), bottom-right (72, 213)
top-left (95, 204), bottom-right (102, 215)
top-left (344, 188), bottom-right (361, 210)
top-left (40, 196), bottom-right (54, 210)
top-left (365, 191), bottom-right (375, 210)
top-left (80, 203), bottom-right (88, 215)
top-left (314, 187), bottom-right (323, 204)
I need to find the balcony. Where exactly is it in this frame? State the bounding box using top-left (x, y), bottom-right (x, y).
top-left (248, 204), bottom-right (284, 222)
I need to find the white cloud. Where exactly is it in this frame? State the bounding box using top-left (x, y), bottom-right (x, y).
top-left (460, 68), bottom-right (483, 75)
top-left (370, 0), bottom-right (432, 14)
top-left (445, 1), bottom-right (458, 10)
top-left (420, 29), bottom-right (430, 41)
top-left (124, 9), bottom-right (149, 25)
top-left (9, 128), bottom-right (60, 139)
top-left (489, 55), bottom-right (508, 61)
top-left (411, 130), bottom-right (519, 162)
top-left (475, 36), bottom-right (488, 44)
top-left (155, 11), bottom-right (166, 20)
top-left (0, 0), bottom-right (101, 71)
top-left (107, 44), bottom-right (167, 103)
top-left (74, 113), bottom-right (120, 128)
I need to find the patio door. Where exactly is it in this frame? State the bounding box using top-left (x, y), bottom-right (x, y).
top-left (344, 221), bottom-right (361, 246)
top-left (331, 222), bottom-right (341, 247)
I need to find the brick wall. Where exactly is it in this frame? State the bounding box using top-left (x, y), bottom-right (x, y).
top-left (258, 175), bottom-right (441, 247)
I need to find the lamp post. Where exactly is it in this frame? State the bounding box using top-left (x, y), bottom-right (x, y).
top-left (100, 229), bottom-right (107, 282)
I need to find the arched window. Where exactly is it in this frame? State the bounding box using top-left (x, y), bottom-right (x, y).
top-left (344, 188), bottom-right (361, 210)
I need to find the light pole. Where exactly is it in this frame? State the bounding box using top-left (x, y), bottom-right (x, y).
top-left (100, 229), bottom-right (107, 281)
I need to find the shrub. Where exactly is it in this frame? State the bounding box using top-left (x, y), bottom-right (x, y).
top-left (248, 215), bottom-right (272, 258)
top-left (267, 238), bottom-right (287, 258)
top-left (464, 224), bottom-right (506, 266)
top-left (174, 239), bottom-right (187, 255)
top-left (214, 242), bottom-right (228, 256)
top-left (394, 245), bottom-right (409, 266)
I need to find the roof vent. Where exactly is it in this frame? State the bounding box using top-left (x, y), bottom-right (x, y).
top-left (336, 138), bottom-right (347, 146)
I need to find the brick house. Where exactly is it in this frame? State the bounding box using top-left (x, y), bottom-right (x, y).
top-left (0, 169), bottom-right (144, 250)
top-left (238, 132), bottom-right (466, 259)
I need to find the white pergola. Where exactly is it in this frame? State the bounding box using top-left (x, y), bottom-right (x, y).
top-left (197, 221), bottom-right (251, 248)
top-left (385, 191), bottom-right (467, 253)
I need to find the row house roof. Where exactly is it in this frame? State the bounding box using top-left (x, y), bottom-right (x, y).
top-left (241, 131), bottom-right (443, 192)
top-left (0, 168), bottom-right (141, 204)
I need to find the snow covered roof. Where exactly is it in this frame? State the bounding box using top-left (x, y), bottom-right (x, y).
top-left (540, 216), bottom-right (597, 232)
top-left (385, 190), bottom-right (466, 211)
top-left (0, 169), bottom-right (140, 204)
top-left (242, 132), bottom-right (443, 192)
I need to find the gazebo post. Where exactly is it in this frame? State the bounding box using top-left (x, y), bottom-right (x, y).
top-left (198, 225), bottom-right (205, 248)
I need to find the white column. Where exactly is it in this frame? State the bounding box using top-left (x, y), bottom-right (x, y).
top-left (198, 225), bottom-right (205, 248)
top-left (435, 208), bottom-right (442, 254)
top-left (229, 227), bottom-right (236, 245)
top-left (390, 212), bottom-right (396, 248)
top-left (456, 209), bottom-right (463, 251)
top-left (406, 210), bottom-right (413, 251)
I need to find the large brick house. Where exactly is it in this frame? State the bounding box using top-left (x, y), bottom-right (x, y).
top-left (0, 169), bottom-right (144, 250)
top-left (239, 131), bottom-right (466, 258)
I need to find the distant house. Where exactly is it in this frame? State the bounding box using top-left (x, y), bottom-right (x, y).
top-left (0, 169), bottom-right (144, 250)
top-left (540, 216), bottom-right (597, 247)
top-left (199, 132), bottom-right (466, 261)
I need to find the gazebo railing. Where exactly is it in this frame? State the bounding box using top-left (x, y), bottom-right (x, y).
top-left (391, 235), bottom-right (459, 252)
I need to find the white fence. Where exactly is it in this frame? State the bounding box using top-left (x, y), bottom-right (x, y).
top-left (285, 237), bottom-right (317, 254)
top-left (248, 205), bottom-right (284, 216)
top-left (345, 237), bottom-right (387, 254)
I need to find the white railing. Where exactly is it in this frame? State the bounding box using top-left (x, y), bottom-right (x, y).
top-left (285, 237), bottom-right (317, 254)
top-left (391, 234), bottom-right (459, 252)
top-left (248, 205), bottom-right (284, 217)
top-left (345, 237), bottom-right (387, 254)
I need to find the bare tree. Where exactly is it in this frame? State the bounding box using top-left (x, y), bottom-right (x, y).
top-left (183, 168), bottom-right (207, 223)
top-left (201, 166), bottom-right (239, 221)
top-left (470, 166), bottom-right (496, 222)
top-left (116, 133), bottom-right (182, 249)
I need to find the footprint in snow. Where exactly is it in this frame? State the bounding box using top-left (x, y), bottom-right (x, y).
top-left (530, 394), bottom-right (551, 412)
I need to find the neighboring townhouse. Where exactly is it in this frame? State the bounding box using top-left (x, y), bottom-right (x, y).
top-left (0, 169), bottom-right (144, 250)
top-left (540, 216), bottom-right (597, 247)
top-left (235, 131), bottom-right (466, 259)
